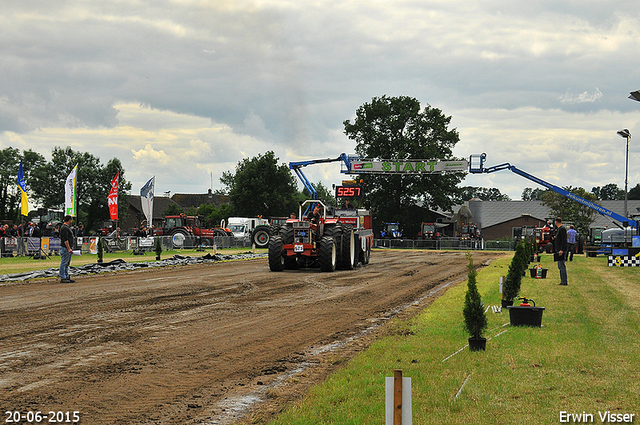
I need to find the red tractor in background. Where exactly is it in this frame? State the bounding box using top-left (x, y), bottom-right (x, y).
top-left (534, 221), bottom-right (555, 253)
top-left (460, 223), bottom-right (481, 240)
top-left (418, 222), bottom-right (444, 239)
top-left (268, 200), bottom-right (374, 272)
top-left (154, 214), bottom-right (224, 247)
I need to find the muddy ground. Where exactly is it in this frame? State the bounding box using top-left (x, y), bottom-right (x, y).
top-left (0, 250), bottom-right (504, 424)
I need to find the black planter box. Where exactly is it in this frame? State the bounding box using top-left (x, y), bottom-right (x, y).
top-left (529, 268), bottom-right (548, 279)
top-left (468, 337), bottom-right (486, 351)
top-left (507, 305), bottom-right (545, 327)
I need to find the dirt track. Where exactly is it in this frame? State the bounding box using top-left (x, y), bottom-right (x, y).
top-left (0, 250), bottom-right (504, 424)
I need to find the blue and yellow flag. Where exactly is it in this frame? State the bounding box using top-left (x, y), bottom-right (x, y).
top-left (17, 160), bottom-right (28, 216)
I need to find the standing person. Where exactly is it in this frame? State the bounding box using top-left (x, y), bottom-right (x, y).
top-left (59, 215), bottom-right (75, 283)
top-left (554, 217), bottom-right (568, 286)
top-left (566, 225), bottom-right (577, 262)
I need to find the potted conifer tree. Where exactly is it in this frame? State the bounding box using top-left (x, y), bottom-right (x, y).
top-left (463, 253), bottom-right (488, 351)
top-left (155, 236), bottom-right (163, 261)
top-left (97, 237), bottom-right (104, 264)
top-left (502, 241), bottom-right (526, 307)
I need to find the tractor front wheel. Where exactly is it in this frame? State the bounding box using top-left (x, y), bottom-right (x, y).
top-left (268, 236), bottom-right (285, 271)
top-left (318, 236), bottom-right (337, 272)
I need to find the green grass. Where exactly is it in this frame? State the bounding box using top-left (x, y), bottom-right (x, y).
top-left (0, 247), bottom-right (266, 275)
top-left (267, 253), bottom-right (640, 425)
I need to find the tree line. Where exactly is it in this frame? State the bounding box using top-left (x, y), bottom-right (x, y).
top-left (0, 147), bottom-right (130, 232)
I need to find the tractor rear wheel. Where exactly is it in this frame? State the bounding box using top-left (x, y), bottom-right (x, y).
top-left (268, 236), bottom-right (285, 271)
top-left (318, 236), bottom-right (336, 272)
top-left (170, 229), bottom-right (189, 248)
top-left (340, 225), bottom-right (355, 270)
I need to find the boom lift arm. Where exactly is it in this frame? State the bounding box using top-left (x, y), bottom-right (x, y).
top-left (289, 153), bottom-right (352, 200)
top-left (469, 153), bottom-right (637, 229)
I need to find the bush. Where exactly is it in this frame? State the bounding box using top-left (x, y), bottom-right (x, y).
top-left (463, 252), bottom-right (487, 339)
top-left (97, 237), bottom-right (104, 263)
top-left (155, 237), bottom-right (162, 259)
top-left (504, 241), bottom-right (527, 302)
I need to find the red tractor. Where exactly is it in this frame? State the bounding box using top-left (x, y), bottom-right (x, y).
top-left (418, 222), bottom-right (443, 239)
top-left (154, 214), bottom-right (222, 248)
top-left (460, 223), bottom-right (481, 240)
top-left (268, 200), bottom-right (374, 272)
top-left (533, 222), bottom-right (555, 253)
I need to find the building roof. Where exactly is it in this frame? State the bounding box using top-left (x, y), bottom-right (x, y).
top-left (128, 195), bottom-right (179, 220)
top-left (171, 191), bottom-right (229, 210)
top-left (455, 199), bottom-right (640, 230)
top-left (592, 200), bottom-right (640, 228)
top-left (475, 200), bottom-right (551, 228)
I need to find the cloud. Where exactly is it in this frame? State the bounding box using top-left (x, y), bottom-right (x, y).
top-left (131, 144), bottom-right (170, 164)
top-left (559, 88), bottom-right (604, 104)
top-left (2, 0), bottom-right (640, 202)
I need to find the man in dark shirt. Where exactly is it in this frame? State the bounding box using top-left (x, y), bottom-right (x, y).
top-left (554, 217), bottom-right (568, 285)
top-left (306, 204), bottom-right (323, 225)
top-left (59, 215), bottom-right (75, 283)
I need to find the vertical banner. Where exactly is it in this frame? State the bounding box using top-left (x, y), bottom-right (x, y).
top-left (17, 160), bottom-right (29, 216)
top-left (140, 176), bottom-right (155, 227)
top-left (108, 172), bottom-right (119, 221)
top-left (65, 164), bottom-right (78, 217)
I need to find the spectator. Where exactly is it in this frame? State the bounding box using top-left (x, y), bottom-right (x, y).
top-left (566, 225), bottom-right (577, 262)
top-left (554, 217), bottom-right (568, 286)
top-left (59, 215), bottom-right (75, 283)
top-left (76, 224), bottom-right (84, 238)
top-left (30, 223), bottom-right (42, 238)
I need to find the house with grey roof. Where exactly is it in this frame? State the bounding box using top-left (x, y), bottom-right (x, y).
top-left (451, 199), bottom-right (640, 240)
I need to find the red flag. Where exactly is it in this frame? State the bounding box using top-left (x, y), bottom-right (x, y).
top-left (108, 172), bottom-right (119, 221)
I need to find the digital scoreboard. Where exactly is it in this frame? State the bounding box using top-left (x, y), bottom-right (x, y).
top-left (335, 186), bottom-right (363, 198)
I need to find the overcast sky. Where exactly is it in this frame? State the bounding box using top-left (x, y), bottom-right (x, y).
top-left (2, 0), bottom-right (640, 203)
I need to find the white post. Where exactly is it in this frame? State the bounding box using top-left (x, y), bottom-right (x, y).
top-left (385, 370), bottom-right (412, 425)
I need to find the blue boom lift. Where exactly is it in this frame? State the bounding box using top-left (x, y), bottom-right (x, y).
top-left (469, 153), bottom-right (638, 254)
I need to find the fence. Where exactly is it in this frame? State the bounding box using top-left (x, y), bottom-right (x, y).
top-left (373, 237), bottom-right (515, 251)
top-left (0, 236), bottom-right (515, 257)
top-left (0, 235), bottom-right (254, 257)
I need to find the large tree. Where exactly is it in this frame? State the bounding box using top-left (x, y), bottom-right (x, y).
top-left (457, 186), bottom-right (510, 202)
top-left (521, 187), bottom-right (546, 201)
top-left (629, 183), bottom-right (640, 200)
top-left (343, 95), bottom-right (465, 235)
top-left (591, 183), bottom-right (624, 200)
top-left (220, 151), bottom-right (299, 217)
top-left (541, 186), bottom-right (598, 234)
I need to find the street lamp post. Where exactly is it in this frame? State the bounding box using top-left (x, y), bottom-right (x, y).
top-left (617, 129), bottom-right (631, 219)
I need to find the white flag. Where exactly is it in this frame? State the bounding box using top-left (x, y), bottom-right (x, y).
top-left (140, 176), bottom-right (155, 226)
top-left (65, 165), bottom-right (78, 217)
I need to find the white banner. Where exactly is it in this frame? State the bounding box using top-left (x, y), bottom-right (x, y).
top-left (349, 159), bottom-right (468, 174)
top-left (140, 176), bottom-right (155, 226)
top-left (65, 165), bottom-right (78, 216)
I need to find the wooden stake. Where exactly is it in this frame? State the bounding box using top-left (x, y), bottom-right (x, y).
top-left (394, 369), bottom-right (403, 425)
